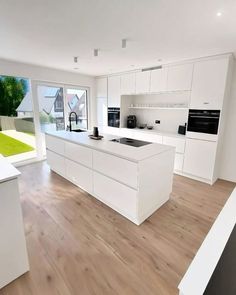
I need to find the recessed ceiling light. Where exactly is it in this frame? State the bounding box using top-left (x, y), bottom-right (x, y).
top-left (216, 11), bottom-right (222, 16)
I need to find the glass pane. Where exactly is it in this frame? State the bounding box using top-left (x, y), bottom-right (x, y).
top-left (66, 88), bottom-right (88, 130)
top-left (37, 85), bottom-right (65, 156)
top-left (0, 75), bottom-right (36, 163)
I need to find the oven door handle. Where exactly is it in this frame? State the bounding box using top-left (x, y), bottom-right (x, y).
top-left (189, 116), bottom-right (219, 119)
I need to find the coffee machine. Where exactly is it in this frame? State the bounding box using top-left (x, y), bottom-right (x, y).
top-left (127, 115), bottom-right (137, 129)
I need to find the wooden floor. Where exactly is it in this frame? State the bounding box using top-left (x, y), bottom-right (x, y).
top-left (0, 161), bottom-right (235, 295)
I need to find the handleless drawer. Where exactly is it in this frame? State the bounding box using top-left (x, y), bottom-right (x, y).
top-left (47, 150), bottom-right (65, 176)
top-left (162, 136), bottom-right (185, 154)
top-left (46, 135), bottom-right (65, 156)
top-left (65, 142), bottom-right (92, 168)
top-left (93, 172), bottom-right (137, 220)
top-left (93, 150), bottom-right (138, 188)
top-left (65, 159), bottom-right (93, 193)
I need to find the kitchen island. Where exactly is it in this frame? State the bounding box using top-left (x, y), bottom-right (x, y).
top-left (45, 131), bottom-right (175, 225)
top-left (0, 155), bottom-right (29, 289)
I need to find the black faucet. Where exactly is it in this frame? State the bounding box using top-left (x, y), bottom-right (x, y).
top-left (68, 112), bottom-right (78, 131)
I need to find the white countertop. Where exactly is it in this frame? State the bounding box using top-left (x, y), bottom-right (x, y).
top-left (178, 186), bottom-right (236, 295)
top-left (124, 127), bottom-right (186, 139)
top-left (0, 155), bottom-right (21, 183)
top-left (46, 130), bottom-right (174, 162)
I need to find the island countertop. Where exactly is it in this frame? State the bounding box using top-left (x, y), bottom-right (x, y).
top-left (45, 130), bottom-right (174, 162)
top-left (0, 155), bottom-right (21, 183)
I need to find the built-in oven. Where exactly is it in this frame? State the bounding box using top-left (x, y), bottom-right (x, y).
top-left (108, 107), bottom-right (120, 128)
top-left (187, 109), bottom-right (220, 135)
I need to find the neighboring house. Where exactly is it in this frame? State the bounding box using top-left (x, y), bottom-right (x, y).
top-left (16, 88), bottom-right (64, 118)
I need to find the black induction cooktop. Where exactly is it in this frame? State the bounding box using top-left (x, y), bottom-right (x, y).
top-left (204, 224), bottom-right (236, 295)
top-left (110, 137), bottom-right (151, 147)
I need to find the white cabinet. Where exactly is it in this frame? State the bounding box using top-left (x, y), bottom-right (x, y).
top-left (183, 138), bottom-right (217, 181)
top-left (135, 71), bottom-right (151, 94)
top-left (0, 178), bottom-right (29, 289)
top-left (190, 58), bottom-right (229, 109)
top-left (46, 150), bottom-right (65, 176)
top-left (93, 150), bottom-right (138, 188)
top-left (93, 172), bottom-right (137, 220)
top-left (167, 63), bottom-right (193, 91)
top-left (120, 73), bottom-right (136, 94)
top-left (174, 153), bottom-right (184, 171)
top-left (150, 67), bottom-right (168, 93)
top-left (107, 76), bottom-right (120, 107)
top-left (96, 77), bottom-right (107, 98)
top-left (65, 159), bottom-right (93, 193)
top-left (65, 142), bottom-right (92, 168)
top-left (45, 134), bottom-right (65, 156)
top-left (162, 136), bottom-right (185, 153)
top-left (97, 97), bottom-right (107, 127)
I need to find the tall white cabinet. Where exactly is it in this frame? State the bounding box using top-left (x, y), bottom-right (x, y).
top-left (107, 76), bottom-right (120, 107)
top-left (96, 77), bottom-right (108, 128)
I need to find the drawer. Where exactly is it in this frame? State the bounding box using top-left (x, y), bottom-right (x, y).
top-left (93, 172), bottom-right (137, 219)
top-left (93, 150), bottom-right (138, 188)
top-left (163, 136), bottom-right (185, 153)
top-left (65, 142), bottom-right (92, 168)
top-left (65, 159), bottom-right (93, 193)
top-left (174, 153), bottom-right (184, 171)
top-left (47, 150), bottom-right (65, 176)
top-left (45, 135), bottom-right (65, 156)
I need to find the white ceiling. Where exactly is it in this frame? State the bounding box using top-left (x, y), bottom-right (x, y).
top-left (1, 0), bottom-right (236, 76)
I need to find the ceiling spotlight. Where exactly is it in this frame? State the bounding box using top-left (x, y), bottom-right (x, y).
top-left (74, 56), bottom-right (78, 63)
top-left (122, 39), bottom-right (127, 49)
top-left (216, 11), bottom-right (222, 16)
top-left (94, 49), bottom-right (99, 57)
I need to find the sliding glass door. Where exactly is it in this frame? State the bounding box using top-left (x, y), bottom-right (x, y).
top-left (65, 87), bottom-right (88, 130)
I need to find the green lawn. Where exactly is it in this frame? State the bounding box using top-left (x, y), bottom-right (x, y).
top-left (0, 132), bottom-right (34, 157)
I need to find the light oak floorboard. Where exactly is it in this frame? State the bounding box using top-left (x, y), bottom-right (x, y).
top-left (0, 161), bottom-right (235, 295)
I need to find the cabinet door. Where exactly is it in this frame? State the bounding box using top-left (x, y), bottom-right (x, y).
top-left (120, 73), bottom-right (136, 95)
top-left (65, 142), bottom-right (92, 168)
top-left (190, 58), bottom-right (229, 109)
top-left (47, 150), bottom-right (65, 176)
top-left (167, 63), bottom-right (193, 91)
top-left (45, 135), bottom-right (65, 156)
top-left (135, 71), bottom-right (150, 94)
top-left (174, 153), bottom-right (184, 171)
top-left (93, 172), bottom-right (137, 220)
top-left (65, 159), bottom-right (93, 193)
top-left (162, 136), bottom-right (185, 153)
top-left (96, 77), bottom-right (107, 98)
top-left (150, 67), bottom-right (168, 92)
top-left (97, 98), bottom-right (107, 127)
top-left (93, 150), bottom-right (138, 188)
top-left (183, 138), bottom-right (217, 180)
top-left (107, 76), bottom-right (120, 107)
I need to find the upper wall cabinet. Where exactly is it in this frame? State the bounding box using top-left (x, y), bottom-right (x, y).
top-left (135, 71), bottom-right (150, 94)
top-left (190, 57), bottom-right (229, 110)
top-left (96, 77), bottom-right (107, 98)
top-left (107, 76), bottom-right (121, 107)
top-left (167, 63), bottom-right (193, 91)
top-left (150, 67), bottom-right (168, 93)
top-left (120, 73), bottom-right (136, 95)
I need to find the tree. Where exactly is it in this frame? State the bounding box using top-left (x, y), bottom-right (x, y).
top-left (0, 76), bottom-right (27, 116)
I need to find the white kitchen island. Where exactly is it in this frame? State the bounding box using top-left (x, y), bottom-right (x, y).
top-left (45, 131), bottom-right (175, 225)
top-left (0, 155), bottom-right (29, 289)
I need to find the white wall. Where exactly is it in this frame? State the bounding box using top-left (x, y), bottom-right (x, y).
top-left (220, 61), bottom-right (236, 182)
top-left (0, 58), bottom-right (96, 127)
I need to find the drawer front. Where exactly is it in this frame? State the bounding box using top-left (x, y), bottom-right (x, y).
top-left (163, 136), bottom-right (185, 153)
top-left (174, 153), bottom-right (184, 171)
top-left (65, 142), bottom-right (92, 168)
top-left (46, 135), bottom-right (65, 156)
top-left (65, 159), bottom-right (93, 193)
top-left (47, 150), bottom-right (65, 176)
top-left (93, 150), bottom-right (138, 188)
top-left (93, 172), bottom-right (137, 219)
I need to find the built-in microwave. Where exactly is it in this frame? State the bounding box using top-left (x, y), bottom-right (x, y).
top-left (187, 110), bottom-right (220, 135)
top-left (108, 107), bottom-right (120, 128)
